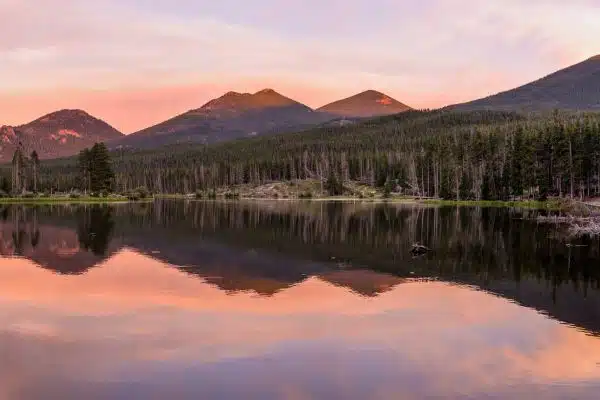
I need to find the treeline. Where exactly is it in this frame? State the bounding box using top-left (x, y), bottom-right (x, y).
top-left (0, 143), bottom-right (113, 196)
top-left (3, 109), bottom-right (600, 199)
top-left (3, 148), bottom-right (40, 195)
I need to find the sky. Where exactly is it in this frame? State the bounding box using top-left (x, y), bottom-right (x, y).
top-left (1, 0), bottom-right (599, 133)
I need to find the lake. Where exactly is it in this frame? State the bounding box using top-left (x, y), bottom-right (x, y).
top-left (1, 200), bottom-right (600, 399)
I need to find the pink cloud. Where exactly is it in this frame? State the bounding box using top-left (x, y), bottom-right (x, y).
top-left (1, 0), bottom-right (599, 132)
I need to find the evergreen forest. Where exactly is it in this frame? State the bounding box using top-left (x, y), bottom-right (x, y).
top-left (2, 109), bottom-right (600, 200)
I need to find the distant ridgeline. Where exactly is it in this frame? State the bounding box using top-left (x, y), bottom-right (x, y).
top-left (2, 109), bottom-right (600, 200)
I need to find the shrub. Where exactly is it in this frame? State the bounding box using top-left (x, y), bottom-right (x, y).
top-left (126, 191), bottom-right (141, 201)
top-left (0, 190), bottom-right (8, 198)
top-left (325, 173), bottom-right (344, 196)
top-left (69, 191), bottom-right (81, 199)
top-left (224, 191), bottom-right (240, 199)
top-left (124, 186), bottom-right (150, 201)
top-left (195, 190), bottom-right (204, 199)
top-left (383, 179), bottom-right (394, 198)
top-left (21, 192), bottom-right (36, 198)
top-left (299, 191), bottom-right (313, 199)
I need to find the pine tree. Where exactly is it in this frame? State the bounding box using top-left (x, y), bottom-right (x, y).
top-left (383, 178), bottom-right (394, 198)
top-left (79, 143), bottom-right (115, 194)
top-left (11, 146), bottom-right (26, 195)
top-left (77, 206), bottom-right (114, 256)
top-left (511, 127), bottom-right (525, 198)
top-left (78, 148), bottom-right (92, 193)
top-left (90, 143), bottom-right (114, 194)
top-left (30, 150), bottom-right (39, 193)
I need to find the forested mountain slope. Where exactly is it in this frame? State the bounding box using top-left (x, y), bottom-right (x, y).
top-left (110, 89), bottom-right (334, 150)
top-left (452, 55), bottom-right (600, 111)
top-left (19, 109), bottom-right (600, 201)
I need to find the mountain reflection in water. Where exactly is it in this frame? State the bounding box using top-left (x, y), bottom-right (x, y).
top-left (1, 201), bottom-right (600, 399)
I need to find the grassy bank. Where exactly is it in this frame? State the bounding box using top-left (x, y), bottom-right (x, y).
top-left (420, 199), bottom-right (564, 210)
top-left (165, 180), bottom-right (419, 201)
top-left (0, 196), bottom-right (133, 204)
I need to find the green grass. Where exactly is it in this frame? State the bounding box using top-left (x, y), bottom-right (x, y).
top-left (0, 196), bottom-right (134, 204)
top-left (154, 194), bottom-right (194, 199)
top-left (420, 199), bottom-right (563, 210)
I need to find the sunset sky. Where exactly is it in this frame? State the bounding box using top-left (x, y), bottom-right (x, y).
top-left (1, 0), bottom-right (599, 133)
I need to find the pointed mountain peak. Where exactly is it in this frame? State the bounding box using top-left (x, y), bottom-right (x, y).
top-left (359, 89), bottom-right (386, 96)
top-left (251, 88), bottom-right (298, 107)
top-left (354, 90), bottom-right (399, 105)
top-left (318, 90), bottom-right (412, 118)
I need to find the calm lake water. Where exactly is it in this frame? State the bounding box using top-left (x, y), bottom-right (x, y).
top-left (1, 200), bottom-right (600, 399)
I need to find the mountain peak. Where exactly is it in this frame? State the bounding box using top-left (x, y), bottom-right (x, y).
top-left (255, 88), bottom-right (278, 95)
top-left (588, 54), bottom-right (600, 61)
top-left (0, 109), bottom-right (124, 160)
top-left (251, 88), bottom-right (297, 107)
top-left (359, 89), bottom-right (386, 96)
top-left (318, 90), bottom-right (412, 118)
top-left (32, 109), bottom-right (95, 124)
top-left (50, 109), bottom-right (91, 117)
top-left (201, 88), bottom-right (298, 111)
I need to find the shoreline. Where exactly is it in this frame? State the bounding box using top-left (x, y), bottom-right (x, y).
top-left (419, 199), bottom-right (565, 210)
top-left (1, 195), bottom-right (596, 212)
top-left (0, 197), bottom-right (134, 204)
top-left (157, 195), bottom-right (570, 210)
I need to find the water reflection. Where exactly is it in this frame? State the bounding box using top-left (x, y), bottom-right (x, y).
top-left (77, 206), bottom-right (114, 257)
top-left (0, 201), bottom-right (600, 398)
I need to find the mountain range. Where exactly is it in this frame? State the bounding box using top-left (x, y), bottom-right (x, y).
top-left (109, 88), bottom-right (415, 150)
top-left (1, 89), bottom-right (411, 159)
top-left (111, 89), bottom-right (334, 150)
top-left (1, 55), bottom-right (599, 160)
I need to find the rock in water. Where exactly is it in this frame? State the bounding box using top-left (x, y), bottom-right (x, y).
top-left (411, 244), bottom-right (430, 256)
